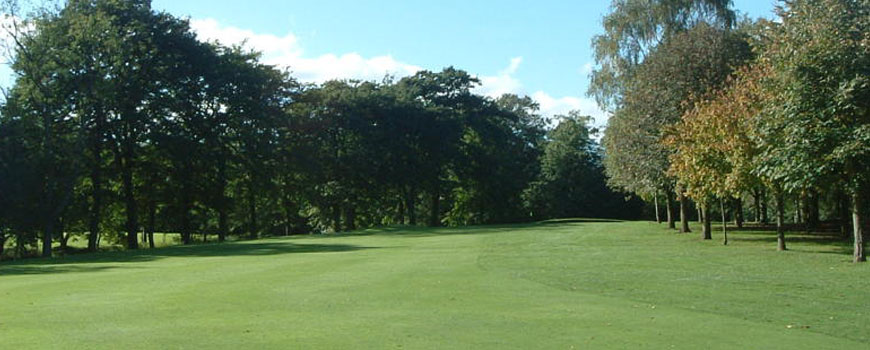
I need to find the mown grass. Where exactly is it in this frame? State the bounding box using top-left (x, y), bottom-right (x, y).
top-left (0, 220), bottom-right (867, 349)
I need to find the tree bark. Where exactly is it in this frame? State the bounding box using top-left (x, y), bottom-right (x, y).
top-left (852, 192), bottom-right (865, 263)
top-left (665, 191), bottom-right (676, 230)
top-left (344, 206), bottom-right (357, 231)
top-left (735, 198), bottom-right (744, 229)
top-left (180, 173), bottom-right (192, 245)
top-left (147, 200), bottom-right (156, 249)
top-left (776, 192), bottom-right (786, 251)
top-left (702, 203), bottom-right (712, 240)
top-left (88, 161), bottom-right (102, 252)
top-left (838, 192), bottom-right (849, 239)
top-left (397, 196), bottom-right (406, 225)
top-left (41, 220), bottom-right (54, 258)
top-left (720, 199), bottom-right (728, 246)
top-left (794, 199), bottom-right (802, 224)
top-left (760, 188), bottom-right (769, 224)
top-left (406, 187), bottom-right (417, 226)
top-left (679, 191), bottom-right (691, 233)
top-left (121, 132), bottom-right (139, 250)
top-left (58, 221), bottom-right (68, 252)
top-left (753, 188), bottom-right (761, 223)
top-left (805, 190), bottom-right (820, 232)
top-left (653, 191), bottom-right (661, 224)
top-left (428, 183), bottom-right (441, 227)
top-left (331, 204), bottom-right (342, 233)
top-left (217, 154), bottom-right (228, 243)
top-left (248, 180), bottom-right (258, 239)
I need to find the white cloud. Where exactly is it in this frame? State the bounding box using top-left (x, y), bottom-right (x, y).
top-left (189, 19), bottom-right (611, 127)
top-left (531, 91), bottom-right (610, 128)
top-left (581, 62), bottom-right (594, 75)
top-left (189, 18), bottom-right (421, 84)
top-left (476, 57), bottom-right (609, 127)
top-left (475, 56), bottom-right (524, 98)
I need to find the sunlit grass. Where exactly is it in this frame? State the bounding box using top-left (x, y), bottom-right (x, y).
top-left (1, 221), bottom-right (866, 349)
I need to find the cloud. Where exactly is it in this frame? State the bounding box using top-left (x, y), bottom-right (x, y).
top-left (189, 18), bottom-right (421, 83)
top-left (531, 91), bottom-right (610, 128)
top-left (476, 57), bottom-right (609, 126)
top-left (581, 62), bottom-right (594, 75)
top-left (188, 19), bottom-right (611, 126)
top-left (475, 56), bottom-right (525, 98)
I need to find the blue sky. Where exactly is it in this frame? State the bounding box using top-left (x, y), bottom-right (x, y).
top-left (5, 0), bottom-right (779, 126)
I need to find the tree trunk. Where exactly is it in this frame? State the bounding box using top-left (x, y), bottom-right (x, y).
top-left (217, 155), bottom-right (228, 243)
top-left (397, 196), bottom-right (406, 225)
top-left (122, 135), bottom-right (139, 250)
top-left (805, 190), bottom-right (820, 232)
top-left (702, 203), bottom-right (712, 240)
top-left (248, 180), bottom-right (258, 239)
top-left (58, 227), bottom-right (69, 252)
top-left (0, 235), bottom-right (6, 258)
top-left (406, 186), bottom-right (417, 226)
top-left (753, 188), bottom-right (761, 223)
top-left (838, 192), bottom-right (849, 240)
top-left (654, 191), bottom-right (661, 224)
top-left (332, 204), bottom-right (342, 233)
top-left (679, 191), bottom-right (691, 233)
top-left (147, 200), bottom-right (156, 249)
top-left (760, 188), bottom-right (769, 224)
top-left (284, 204), bottom-right (292, 236)
top-left (735, 198), bottom-right (744, 229)
top-left (15, 231), bottom-right (25, 260)
top-left (696, 207), bottom-right (702, 224)
top-left (180, 177), bottom-right (192, 245)
top-left (41, 219), bottom-right (54, 258)
top-left (720, 199), bottom-right (728, 246)
top-left (344, 206), bottom-right (357, 231)
top-left (794, 198), bottom-right (802, 224)
top-left (665, 191), bottom-right (676, 230)
top-left (428, 183), bottom-right (441, 227)
top-left (776, 192), bottom-right (786, 251)
top-left (88, 162), bottom-right (102, 252)
top-left (852, 192), bottom-right (865, 263)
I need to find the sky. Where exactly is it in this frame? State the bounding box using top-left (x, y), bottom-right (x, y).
top-left (3, 0), bottom-right (778, 127)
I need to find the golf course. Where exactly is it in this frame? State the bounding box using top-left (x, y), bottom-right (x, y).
top-left (2, 220), bottom-right (867, 349)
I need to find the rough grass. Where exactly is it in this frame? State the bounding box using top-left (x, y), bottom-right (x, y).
top-left (1, 221), bottom-right (867, 349)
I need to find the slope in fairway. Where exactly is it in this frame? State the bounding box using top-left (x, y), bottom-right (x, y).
top-left (1, 221), bottom-right (868, 349)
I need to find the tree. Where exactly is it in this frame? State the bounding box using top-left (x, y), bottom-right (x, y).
top-left (666, 63), bottom-right (769, 244)
top-left (755, 0), bottom-right (870, 262)
top-left (527, 112), bottom-right (642, 220)
top-left (589, 0), bottom-right (735, 111)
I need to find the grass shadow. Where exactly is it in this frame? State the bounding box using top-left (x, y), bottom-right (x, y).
top-left (729, 231), bottom-right (853, 256)
top-left (0, 240), bottom-right (376, 277)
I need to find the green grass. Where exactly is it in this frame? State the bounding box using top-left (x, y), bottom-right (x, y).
top-left (1, 221), bottom-right (867, 349)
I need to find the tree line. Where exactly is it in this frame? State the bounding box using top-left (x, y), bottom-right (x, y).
top-left (595, 0), bottom-right (868, 262)
top-left (0, 0), bottom-right (641, 260)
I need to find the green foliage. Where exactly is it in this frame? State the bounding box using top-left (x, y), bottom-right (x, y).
top-left (589, 0), bottom-right (735, 110)
top-left (526, 113), bottom-right (642, 219)
top-left (754, 0), bottom-right (870, 194)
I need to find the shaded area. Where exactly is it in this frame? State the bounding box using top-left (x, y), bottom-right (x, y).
top-left (343, 219), bottom-right (623, 238)
top-left (540, 218), bottom-right (625, 224)
top-left (0, 241), bottom-right (376, 277)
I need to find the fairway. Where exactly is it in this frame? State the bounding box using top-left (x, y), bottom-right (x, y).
top-left (1, 221), bottom-right (868, 349)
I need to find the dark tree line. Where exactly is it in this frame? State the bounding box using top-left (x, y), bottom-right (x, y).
top-left (0, 0), bottom-right (640, 259)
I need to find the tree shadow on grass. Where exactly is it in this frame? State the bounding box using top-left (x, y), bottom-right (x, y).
top-left (343, 219), bottom-right (623, 238)
top-left (730, 232), bottom-right (853, 256)
top-left (0, 240), bottom-right (376, 277)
